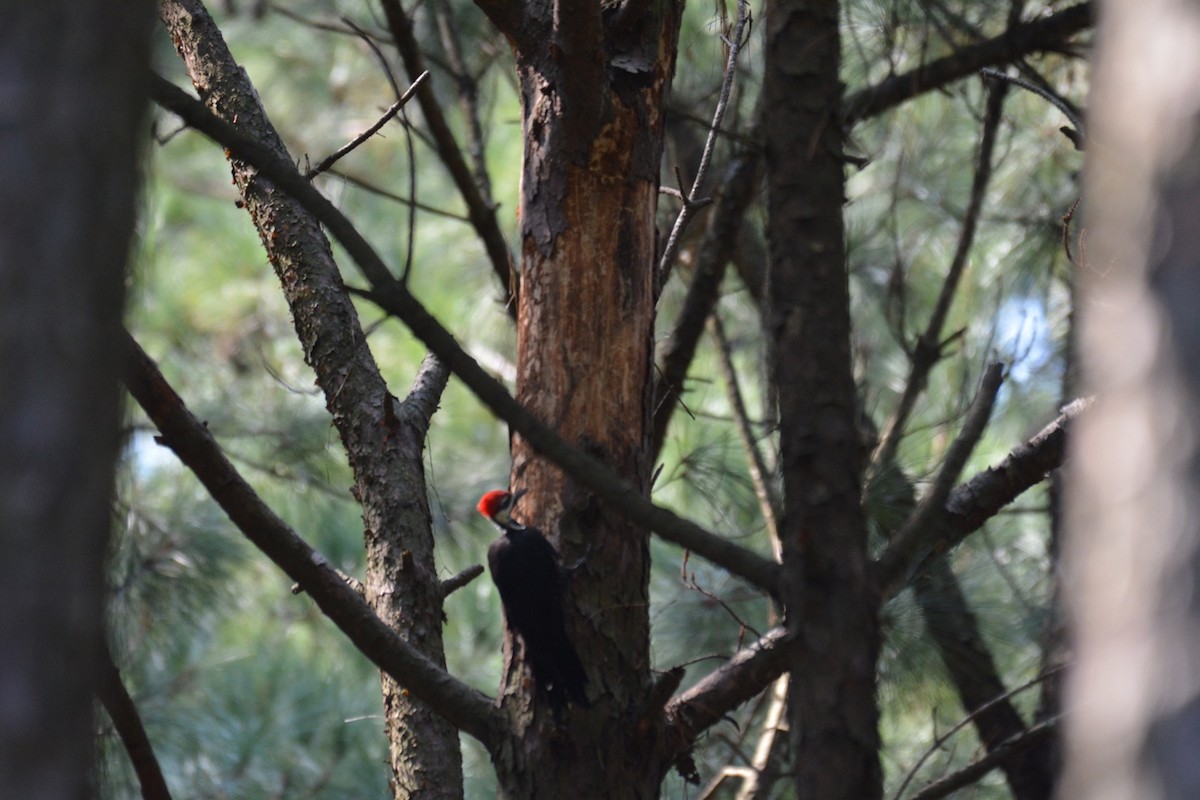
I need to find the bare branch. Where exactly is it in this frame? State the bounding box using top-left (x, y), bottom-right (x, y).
top-left (844, 2), bottom-right (1094, 125)
top-left (711, 313), bottom-right (779, 548)
top-left (97, 644), bottom-right (173, 800)
top-left (657, 0), bottom-right (751, 287)
top-left (121, 332), bottom-right (503, 747)
top-left (440, 564), bottom-right (486, 597)
top-left (665, 626), bottom-right (791, 752)
top-left (892, 665), bottom-right (1062, 800)
top-left (905, 718), bottom-right (1058, 800)
top-left (875, 362), bottom-right (1006, 598)
top-left (730, 675), bottom-right (789, 800)
top-left (329, 168), bottom-right (469, 220)
top-left (651, 118), bottom-right (762, 459)
top-left (399, 351), bottom-right (451, 432)
top-left (149, 75), bottom-right (783, 597)
top-left (876, 396), bottom-right (1093, 601)
top-left (873, 86), bottom-right (1008, 469)
top-left (433, 0), bottom-right (496, 199)
top-left (981, 66), bottom-right (1085, 147)
top-left (377, 0), bottom-right (516, 308)
top-left (305, 73), bottom-right (427, 180)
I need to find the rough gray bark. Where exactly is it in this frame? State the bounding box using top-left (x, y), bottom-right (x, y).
top-left (0, 1), bottom-right (152, 797)
top-left (158, 2), bottom-right (464, 795)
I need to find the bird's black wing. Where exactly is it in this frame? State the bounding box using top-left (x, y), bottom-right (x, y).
top-left (488, 529), bottom-right (589, 708)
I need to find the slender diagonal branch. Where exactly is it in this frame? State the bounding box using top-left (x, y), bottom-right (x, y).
top-left (874, 86), bottom-right (1008, 468)
top-left (876, 396), bottom-right (1092, 601)
top-left (657, 0), bottom-right (751, 288)
top-left (433, 0), bottom-right (495, 199)
top-left (711, 313), bottom-right (779, 547)
top-left (651, 121), bottom-right (762, 459)
top-left (149, 75), bottom-right (783, 597)
top-left (121, 332), bottom-right (503, 747)
top-left (96, 644), bottom-right (173, 800)
top-left (377, 0), bottom-right (515, 307)
top-left (305, 72), bottom-right (427, 179)
top-left (875, 362), bottom-right (1005, 598)
top-left (844, 2), bottom-right (1093, 125)
top-left (893, 668), bottom-right (1063, 800)
top-left (905, 719), bottom-right (1058, 800)
top-left (981, 66), bottom-right (1085, 146)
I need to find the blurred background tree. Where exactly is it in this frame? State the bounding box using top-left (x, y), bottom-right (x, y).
top-left (98, 1), bottom-right (1094, 797)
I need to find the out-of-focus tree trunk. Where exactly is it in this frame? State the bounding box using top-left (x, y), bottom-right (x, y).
top-left (1064, 1), bottom-right (1200, 799)
top-left (0, 1), bottom-right (151, 797)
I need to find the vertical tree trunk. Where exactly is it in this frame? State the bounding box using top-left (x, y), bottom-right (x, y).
top-left (0, 2), bottom-right (151, 797)
top-left (160, 3), bottom-right (464, 795)
top-left (477, 3), bottom-right (684, 796)
top-left (763, 1), bottom-right (883, 797)
top-left (1064, 1), bottom-right (1200, 798)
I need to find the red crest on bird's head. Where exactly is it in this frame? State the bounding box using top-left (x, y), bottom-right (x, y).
top-left (477, 488), bottom-right (526, 526)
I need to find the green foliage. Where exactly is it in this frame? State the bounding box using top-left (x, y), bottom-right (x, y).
top-left (108, 0), bottom-right (1085, 796)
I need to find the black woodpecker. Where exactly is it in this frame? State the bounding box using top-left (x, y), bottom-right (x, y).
top-left (478, 488), bottom-right (590, 709)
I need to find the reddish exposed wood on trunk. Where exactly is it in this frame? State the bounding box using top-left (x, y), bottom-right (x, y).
top-left (490, 3), bottom-right (685, 797)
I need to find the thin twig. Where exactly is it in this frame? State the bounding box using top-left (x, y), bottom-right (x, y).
top-left (440, 564), bottom-right (485, 597)
top-left (341, 16), bottom-right (420, 282)
top-left (656, 0), bottom-right (751, 286)
top-left (1061, 196), bottom-right (1081, 266)
top-left (906, 718), bottom-right (1059, 800)
top-left (873, 83), bottom-right (1007, 470)
top-left (981, 66), bottom-right (1085, 146)
top-left (891, 666), bottom-right (1065, 800)
top-left (710, 314), bottom-right (780, 550)
top-left (378, 0), bottom-right (515, 306)
top-left (305, 72), bottom-right (428, 179)
top-left (328, 168), bottom-right (469, 220)
top-left (433, 0), bottom-right (495, 201)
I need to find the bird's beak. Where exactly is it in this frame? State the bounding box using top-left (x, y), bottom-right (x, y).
top-left (511, 488), bottom-right (528, 507)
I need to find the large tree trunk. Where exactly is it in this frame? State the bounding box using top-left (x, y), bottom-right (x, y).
top-left (763, 1), bottom-right (883, 797)
top-left (160, 3), bottom-right (464, 796)
top-left (0, 2), bottom-right (151, 797)
top-left (1063, 1), bottom-right (1200, 798)
top-left (470, 3), bottom-right (683, 796)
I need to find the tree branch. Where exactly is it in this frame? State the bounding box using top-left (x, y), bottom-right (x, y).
top-left (149, 74), bottom-right (783, 598)
top-left (656, 0), bottom-right (751, 288)
top-left (665, 626), bottom-right (791, 753)
top-left (844, 2), bottom-right (1093, 125)
top-left (875, 362), bottom-right (1005, 598)
top-left (873, 85), bottom-right (1008, 468)
top-left (96, 644), bottom-right (173, 800)
top-left (876, 396), bottom-right (1093, 601)
top-left (905, 719), bottom-right (1057, 800)
top-left (377, 0), bottom-right (516, 308)
top-left (304, 71), bottom-right (427, 179)
top-left (121, 332), bottom-right (503, 748)
top-left (399, 351), bottom-right (451, 433)
top-left (651, 124), bottom-right (762, 460)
